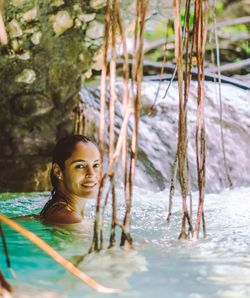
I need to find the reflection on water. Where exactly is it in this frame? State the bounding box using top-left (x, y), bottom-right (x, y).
top-left (1, 187), bottom-right (250, 297)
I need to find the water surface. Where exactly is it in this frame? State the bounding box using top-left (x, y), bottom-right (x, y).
top-left (1, 187), bottom-right (250, 298)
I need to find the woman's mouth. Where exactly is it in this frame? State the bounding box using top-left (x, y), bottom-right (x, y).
top-left (81, 182), bottom-right (97, 189)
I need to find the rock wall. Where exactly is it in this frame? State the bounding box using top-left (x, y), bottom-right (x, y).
top-left (0, 0), bottom-right (106, 191)
top-left (80, 81), bottom-right (250, 193)
top-left (0, 0), bottom-right (248, 192)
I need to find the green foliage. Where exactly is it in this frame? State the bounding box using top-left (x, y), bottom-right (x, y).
top-left (147, 48), bottom-right (174, 62)
top-left (144, 20), bottom-right (167, 41)
top-left (145, 30), bottom-right (153, 40)
top-left (6, 0), bottom-right (37, 21)
top-left (223, 24), bottom-right (249, 33)
top-left (167, 23), bottom-right (174, 37)
top-left (147, 51), bottom-right (161, 62)
top-left (144, 19), bottom-right (174, 43)
top-left (180, 9), bottom-right (194, 27)
top-left (241, 42), bottom-right (250, 55)
top-left (215, 2), bottom-right (224, 14)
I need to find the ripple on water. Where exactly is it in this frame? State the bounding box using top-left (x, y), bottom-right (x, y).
top-left (1, 187), bottom-right (250, 298)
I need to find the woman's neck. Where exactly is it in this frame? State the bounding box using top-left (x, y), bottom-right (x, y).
top-left (55, 187), bottom-right (86, 216)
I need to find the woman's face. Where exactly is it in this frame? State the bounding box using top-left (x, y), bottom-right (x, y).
top-left (59, 142), bottom-right (100, 199)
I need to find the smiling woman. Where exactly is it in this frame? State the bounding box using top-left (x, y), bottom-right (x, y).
top-left (40, 135), bottom-right (100, 224)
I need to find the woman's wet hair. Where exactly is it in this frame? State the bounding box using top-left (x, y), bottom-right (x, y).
top-left (50, 134), bottom-right (96, 192)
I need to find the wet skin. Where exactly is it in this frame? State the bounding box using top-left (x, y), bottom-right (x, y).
top-left (57, 142), bottom-right (100, 199)
top-left (44, 142), bottom-right (100, 224)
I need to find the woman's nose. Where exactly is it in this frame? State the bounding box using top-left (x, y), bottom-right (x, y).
top-left (85, 165), bottom-right (95, 177)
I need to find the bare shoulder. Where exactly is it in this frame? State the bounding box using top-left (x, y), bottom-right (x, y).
top-left (42, 208), bottom-right (82, 224)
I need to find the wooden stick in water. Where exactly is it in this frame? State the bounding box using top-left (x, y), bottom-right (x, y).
top-left (0, 214), bottom-right (121, 294)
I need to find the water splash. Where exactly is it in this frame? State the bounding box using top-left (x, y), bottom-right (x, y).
top-left (1, 187), bottom-right (250, 297)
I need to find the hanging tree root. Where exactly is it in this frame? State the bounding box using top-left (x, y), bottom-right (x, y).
top-left (0, 269), bottom-right (12, 296)
top-left (117, 221), bottom-right (133, 249)
top-left (89, 174), bottom-right (109, 253)
top-left (178, 209), bottom-right (193, 240)
top-left (192, 0), bottom-right (208, 240)
top-left (107, 0), bottom-right (118, 250)
top-left (89, 0), bottom-right (111, 253)
top-left (171, 0), bottom-right (208, 241)
top-left (73, 95), bottom-right (85, 135)
top-left (187, 158), bottom-right (193, 238)
top-left (212, 2), bottom-right (233, 188)
top-left (120, 0), bottom-right (148, 249)
top-left (167, 153), bottom-right (178, 223)
top-left (108, 176), bottom-right (117, 248)
top-left (0, 224), bottom-right (11, 269)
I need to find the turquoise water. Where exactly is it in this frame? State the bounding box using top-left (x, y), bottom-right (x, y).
top-left (1, 187), bottom-right (250, 298)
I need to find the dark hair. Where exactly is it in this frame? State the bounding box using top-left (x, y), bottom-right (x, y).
top-left (50, 134), bottom-right (96, 192)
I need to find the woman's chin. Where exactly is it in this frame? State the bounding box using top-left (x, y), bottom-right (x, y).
top-left (80, 189), bottom-right (98, 199)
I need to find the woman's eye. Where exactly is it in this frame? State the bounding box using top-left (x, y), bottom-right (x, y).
top-left (94, 163), bottom-right (100, 169)
top-left (76, 164), bottom-right (86, 169)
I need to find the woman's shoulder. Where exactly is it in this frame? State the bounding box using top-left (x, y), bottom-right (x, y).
top-left (42, 208), bottom-right (82, 224)
top-left (40, 198), bottom-right (72, 215)
top-left (40, 198), bottom-right (82, 224)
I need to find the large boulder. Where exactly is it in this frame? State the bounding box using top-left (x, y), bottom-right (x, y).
top-left (0, 0), bottom-right (106, 191)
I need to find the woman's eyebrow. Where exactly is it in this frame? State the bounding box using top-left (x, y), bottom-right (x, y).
top-left (71, 159), bottom-right (87, 164)
top-left (71, 159), bottom-right (100, 164)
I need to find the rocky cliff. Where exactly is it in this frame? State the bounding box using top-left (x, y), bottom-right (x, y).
top-left (0, 0), bottom-right (106, 191)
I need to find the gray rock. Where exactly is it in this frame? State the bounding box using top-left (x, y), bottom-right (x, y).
top-left (15, 69), bottom-right (36, 84)
top-left (51, 10), bottom-right (73, 35)
top-left (0, 0), bottom-right (105, 191)
top-left (22, 7), bottom-right (38, 22)
top-left (86, 21), bottom-right (105, 40)
top-left (7, 19), bottom-right (22, 38)
top-left (31, 31), bottom-right (42, 45)
top-left (90, 0), bottom-right (106, 10)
